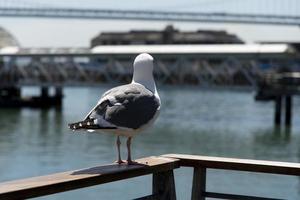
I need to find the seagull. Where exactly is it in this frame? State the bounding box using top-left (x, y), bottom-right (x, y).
top-left (68, 53), bottom-right (161, 164)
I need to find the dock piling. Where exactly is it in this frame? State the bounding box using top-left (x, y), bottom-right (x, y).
top-left (41, 86), bottom-right (49, 98)
top-left (274, 96), bottom-right (282, 126)
top-left (273, 95), bottom-right (293, 127)
top-left (55, 87), bottom-right (63, 98)
top-left (285, 96), bottom-right (292, 126)
top-left (54, 86), bottom-right (63, 106)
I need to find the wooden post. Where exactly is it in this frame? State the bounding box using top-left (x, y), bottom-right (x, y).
top-left (274, 96), bottom-right (282, 126)
top-left (285, 96), bottom-right (292, 126)
top-left (191, 167), bottom-right (206, 200)
top-left (41, 86), bottom-right (49, 98)
top-left (153, 170), bottom-right (176, 200)
top-left (55, 87), bottom-right (63, 98)
top-left (54, 86), bottom-right (63, 106)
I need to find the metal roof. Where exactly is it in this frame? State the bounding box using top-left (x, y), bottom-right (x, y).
top-left (91, 44), bottom-right (295, 55)
top-left (0, 44), bottom-right (296, 57)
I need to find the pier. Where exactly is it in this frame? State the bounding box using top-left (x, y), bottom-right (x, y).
top-left (0, 154), bottom-right (299, 200)
top-left (0, 86), bottom-right (63, 108)
top-left (255, 72), bottom-right (300, 126)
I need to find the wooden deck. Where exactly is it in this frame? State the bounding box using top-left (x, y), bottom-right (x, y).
top-left (0, 154), bottom-right (300, 200)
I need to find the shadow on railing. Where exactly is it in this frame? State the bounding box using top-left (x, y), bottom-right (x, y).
top-left (0, 154), bottom-right (300, 200)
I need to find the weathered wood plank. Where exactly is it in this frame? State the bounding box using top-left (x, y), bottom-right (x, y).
top-left (153, 170), bottom-right (176, 200)
top-left (191, 167), bottom-right (206, 200)
top-left (163, 154), bottom-right (300, 176)
top-left (0, 156), bottom-right (179, 200)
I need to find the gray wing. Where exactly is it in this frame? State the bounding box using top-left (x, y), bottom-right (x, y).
top-left (83, 84), bottom-right (120, 120)
top-left (85, 84), bottom-right (160, 129)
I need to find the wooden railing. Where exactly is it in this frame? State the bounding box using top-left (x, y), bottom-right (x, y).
top-left (0, 154), bottom-right (300, 200)
top-left (0, 156), bottom-right (179, 200)
top-left (164, 154), bottom-right (300, 200)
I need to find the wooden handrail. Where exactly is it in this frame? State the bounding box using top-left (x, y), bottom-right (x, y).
top-left (0, 154), bottom-right (299, 200)
top-left (0, 156), bottom-right (179, 200)
top-left (163, 154), bottom-right (300, 176)
top-left (163, 154), bottom-right (300, 200)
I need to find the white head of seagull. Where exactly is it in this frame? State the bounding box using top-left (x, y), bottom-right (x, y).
top-left (132, 53), bottom-right (156, 94)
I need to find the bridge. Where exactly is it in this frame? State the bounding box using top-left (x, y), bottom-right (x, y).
top-left (0, 0), bottom-right (300, 25)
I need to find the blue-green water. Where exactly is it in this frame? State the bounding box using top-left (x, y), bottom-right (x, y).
top-left (0, 85), bottom-right (300, 199)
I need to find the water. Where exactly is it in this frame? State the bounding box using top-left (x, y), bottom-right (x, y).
top-left (0, 85), bottom-right (300, 200)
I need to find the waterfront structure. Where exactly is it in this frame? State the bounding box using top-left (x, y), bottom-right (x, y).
top-left (0, 44), bottom-right (297, 108)
top-left (91, 25), bottom-right (243, 47)
top-left (256, 72), bottom-right (300, 126)
top-left (0, 44), bottom-right (295, 87)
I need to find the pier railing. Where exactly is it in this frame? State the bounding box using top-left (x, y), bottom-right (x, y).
top-left (0, 154), bottom-right (300, 200)
top-left (165, 154), bottom-right (300, 200)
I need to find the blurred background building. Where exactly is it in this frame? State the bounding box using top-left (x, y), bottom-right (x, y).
top-left (91, 25), bottom-right (244, 47)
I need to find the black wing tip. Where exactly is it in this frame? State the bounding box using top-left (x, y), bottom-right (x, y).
top-left (68, 121), bottom-right (117, 130)
top-left (68, 122), bottom-right (79, 131)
